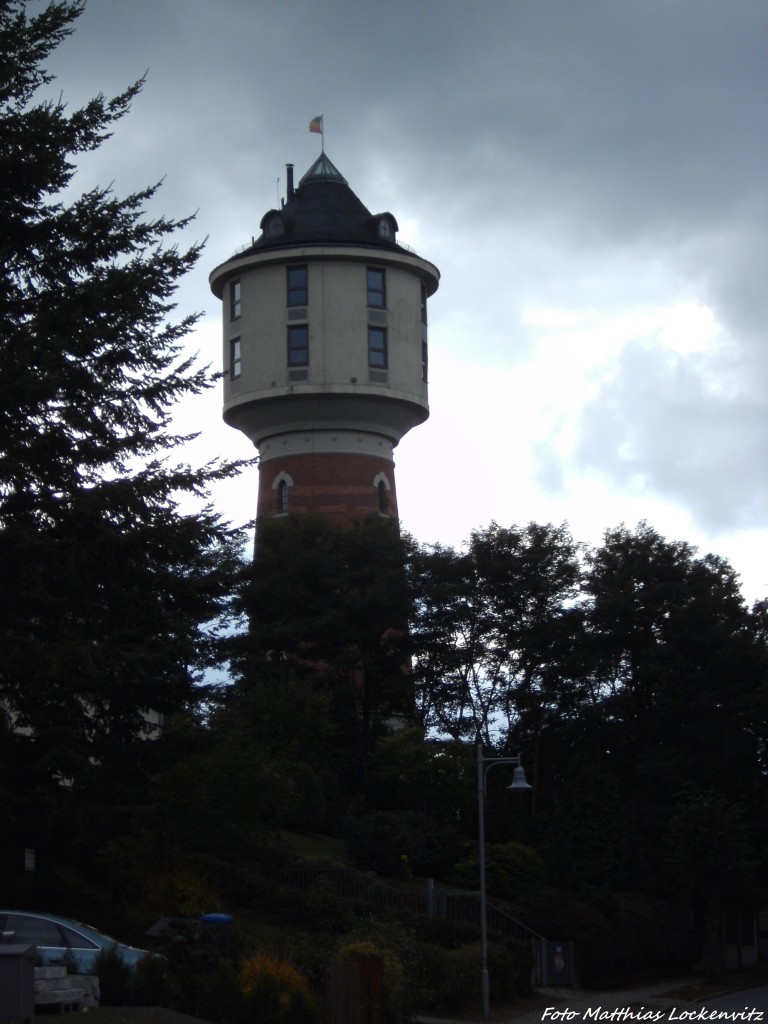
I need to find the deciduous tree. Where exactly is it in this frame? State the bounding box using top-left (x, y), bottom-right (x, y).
top-left (408, 522), bottom-right (583, 752)
top-left (239, 515), bottom-right (412, 794)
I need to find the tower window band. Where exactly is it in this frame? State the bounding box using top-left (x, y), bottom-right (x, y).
top-left (368, 326), bottom-right (387, 369)
top-left (287, 265), bottom-right (308, 306)
top-left (230, 336), bottom-right (241, 378)
top-left (287, 324), bottom-right (309, 367)
top-left (230, 279), bottom-right (241, 320)
top-left (367, 267), bottom-right (385, 308)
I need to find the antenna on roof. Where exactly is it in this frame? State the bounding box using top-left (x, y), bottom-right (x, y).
top-left (276, 177), bottom-right (280, 208)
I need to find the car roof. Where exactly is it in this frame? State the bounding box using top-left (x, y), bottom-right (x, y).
top-left (0, 910), bottom-right (145, 951)
top-left (3, 910), bottom-right (103, 935)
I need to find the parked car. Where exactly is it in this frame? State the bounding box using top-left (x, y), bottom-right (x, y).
top-left (0, 910), bottom-right (153, 973)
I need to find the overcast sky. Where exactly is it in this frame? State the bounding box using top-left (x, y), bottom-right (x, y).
top-left (44, 0), bottom-right (767, 602)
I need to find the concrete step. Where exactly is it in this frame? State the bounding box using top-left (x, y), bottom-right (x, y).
top-left (34, 967), bottom-right (99, 1008)
top-left (34, 987), bottom-right (83, 1006)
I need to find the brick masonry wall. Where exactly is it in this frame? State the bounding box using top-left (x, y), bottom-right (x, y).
top-left (257, 452), bottom-right (398, 528)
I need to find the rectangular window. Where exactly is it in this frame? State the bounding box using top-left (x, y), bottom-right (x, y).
top-left (230, 279), bottom-right (241, 320)
top-left (368, 326), bottom-right (387, 368)
top-left (288, 324), bottom-right (309, 367)
top-left (287, 265), bottom-right (308, 306)
top-left (367, 267), bottom-right (385, 308)
top-left (230, 336), bottom-right (241, 378)
top-left (421, 340), bottom-right (428, 382)
top-left (420, 283), bottom-right (428, 325)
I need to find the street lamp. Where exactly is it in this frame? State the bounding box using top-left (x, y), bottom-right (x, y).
top-left (476, 738), bottom-right (532, 1021)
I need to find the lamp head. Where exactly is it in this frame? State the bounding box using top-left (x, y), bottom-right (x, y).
top-left (506, 764), bottom-right (532, 791)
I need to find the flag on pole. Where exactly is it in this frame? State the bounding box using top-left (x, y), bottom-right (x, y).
top-left (309, 115), bottom-right (323, 135)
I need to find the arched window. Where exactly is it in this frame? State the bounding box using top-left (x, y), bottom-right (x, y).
top-left (272, 472), bottom-right (293, 516)
top-left (373, 473), bottom-right (393, 516)
top-left (264, 212), bottom-right (285, 237)
top-left (377, 480), bottom-right (389, 514)
top-left (277, 479), bottom-right (289, 514)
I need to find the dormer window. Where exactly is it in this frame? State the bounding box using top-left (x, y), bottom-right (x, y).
top-left (371, 212), bottom-right (398, 242)
top-left (262, 211), bottom-right (285, 238)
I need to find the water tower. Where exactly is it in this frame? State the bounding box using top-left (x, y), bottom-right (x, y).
top-left (209, 151), bottom-right (440, 527)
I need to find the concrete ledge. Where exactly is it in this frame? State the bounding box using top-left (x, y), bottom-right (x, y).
top-left (34, 987), bottom-right (83, 1006)
top-left (34, 965), bottom-right (67, 980)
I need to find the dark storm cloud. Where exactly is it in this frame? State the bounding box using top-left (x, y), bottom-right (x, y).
top-left (40, 0), bottom-right (767, 566)
top-left (49, 1), bottom-right (766, 266)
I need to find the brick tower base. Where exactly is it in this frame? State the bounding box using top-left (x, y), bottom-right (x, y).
top-left (257, 451), bottom-right (398, 529)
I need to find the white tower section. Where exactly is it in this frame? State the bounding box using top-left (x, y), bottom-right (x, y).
top-left (209, 154), bottom-right (440, 526)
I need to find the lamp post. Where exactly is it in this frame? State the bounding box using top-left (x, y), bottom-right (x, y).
top-left (476, 738), bottom-right (532, 1021)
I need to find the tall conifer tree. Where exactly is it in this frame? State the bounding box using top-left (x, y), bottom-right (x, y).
top-left (0, 1), bottom-right (244, 846)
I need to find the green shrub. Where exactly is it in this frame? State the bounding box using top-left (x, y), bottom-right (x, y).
top-left (239, 952), bottom-right (320, 1024)
top-left (489, 938), bottom-right (533, 999)
top-left (405, 938), bottom-right (529, 1014)
top-left (144, 860), bottom-right (223, 919)
top-left (606, 891), bottom-right (700, 977)
top-left (510, 887), bottom-right (699, 985)
top-left (132, 955), bottom-right (169, 1005)
top-left (164, 945), bottom-right (242, 1022)
top-left (404, 939), bottom-right (450, 1011)
top-left (92, 944), bottom-right (133, 1005)
top-left (345, 810), bottom-right (461, 878)
top-left (451, 841), bottom-right (547, 898)
top-left (415, 914), bottom-right (483, 949)
top-left (431, 942), bottom-right (479, 1010)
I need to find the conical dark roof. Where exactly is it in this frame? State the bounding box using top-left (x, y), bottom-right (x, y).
top-left (298, 152), bottom-right (348, 186)
top-left (242, 153), bottom-right (404, 254)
